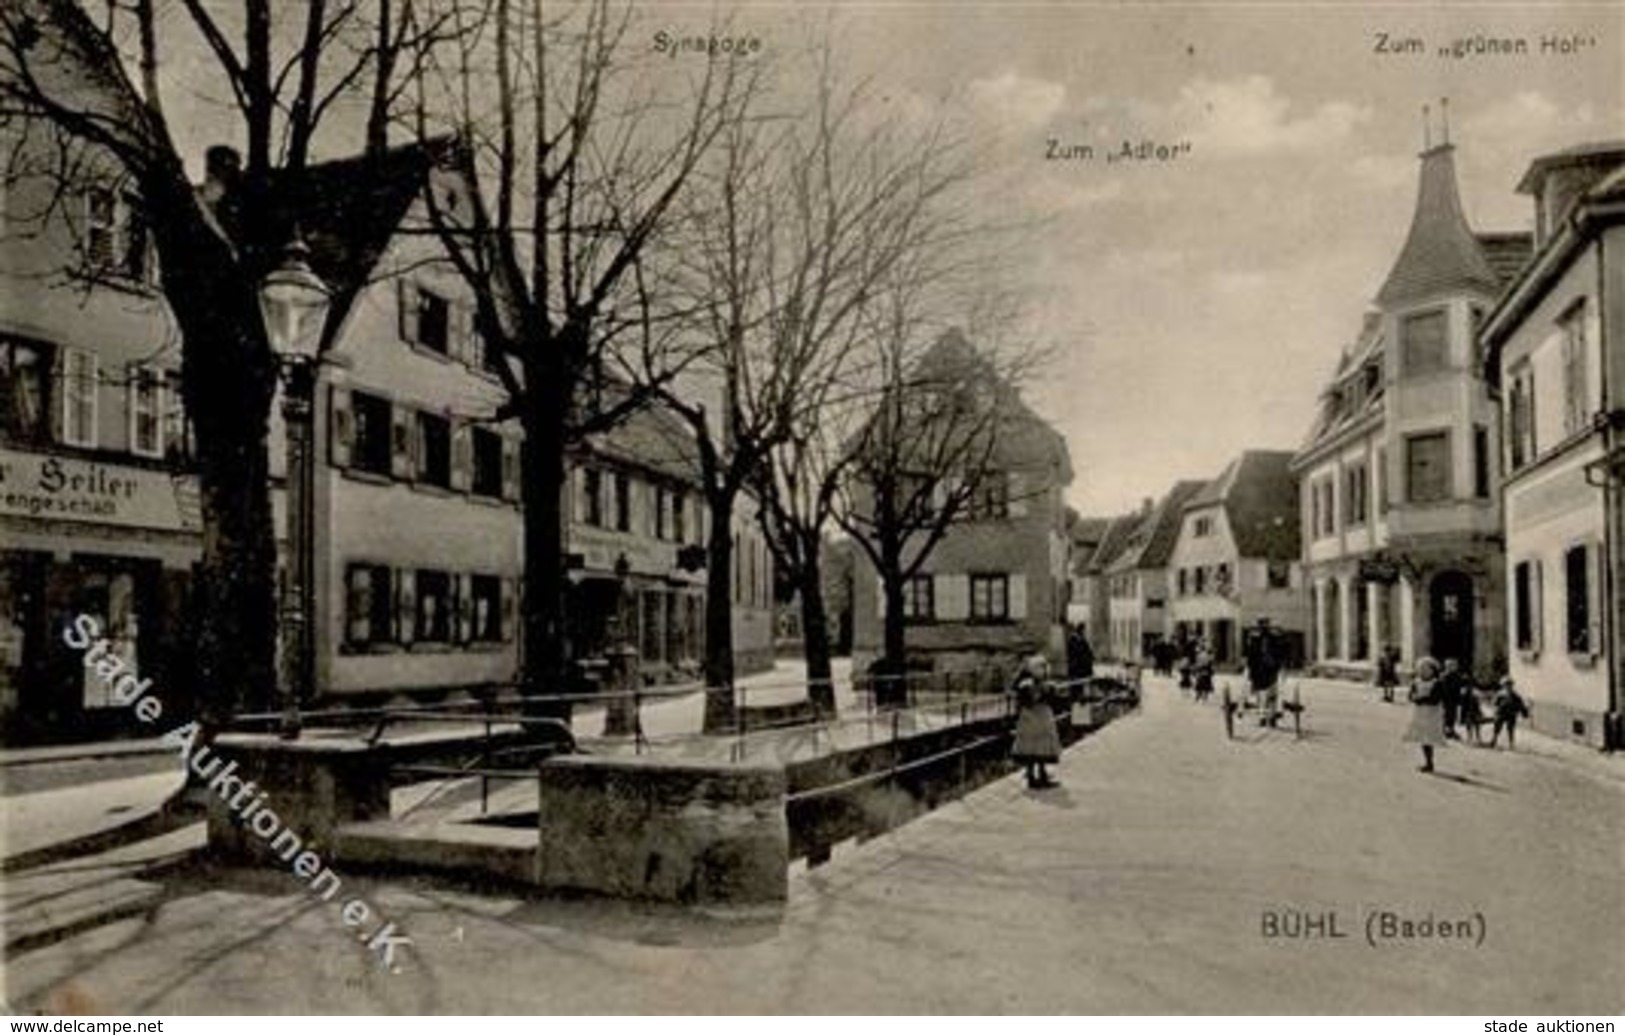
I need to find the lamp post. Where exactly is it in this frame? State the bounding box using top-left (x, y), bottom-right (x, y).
top-left (259, 237), bottom-right (331, 739)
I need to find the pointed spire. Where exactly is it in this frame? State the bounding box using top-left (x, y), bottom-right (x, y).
top-left (1375, 125), bottom-right (1499, 307)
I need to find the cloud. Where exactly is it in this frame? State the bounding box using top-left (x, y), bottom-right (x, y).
top-left (967, 71), bottom-right (1066, 130)
top-left (1463, 91), bottom-right (1588, 140)
top-left (1171, 76), bottom-right (1371, 155)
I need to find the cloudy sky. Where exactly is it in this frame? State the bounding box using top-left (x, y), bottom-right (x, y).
top-left (700, 1), bottom-right (1625, 516)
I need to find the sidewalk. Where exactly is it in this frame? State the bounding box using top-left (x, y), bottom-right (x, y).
top-left (0, 736), bottom-right (174, 769)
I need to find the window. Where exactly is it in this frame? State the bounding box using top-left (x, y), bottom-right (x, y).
top-left (655, 486), bottom-right (670, 541)
top-left (416, 289), bottom-right (451, 354)
top-left (1312, 478), bottom-right (1335, 538)
top-left (1508, 365), bottom-right (1536, 470)
top-left (470, 574), bottom-right (502, 642)
top-left (1406, 432), bottom-right (1450, 503)
top-left (1565, 544), bottom-right (1600, 656)
top-left (902, 574), bottom-right (934, 622)
top-left (1194, 567), bottom-right (1208, 595)
top-left (60, 348), bottom-right (97, 447)
top-left (471, 427), bottom-right (503, 498)
top-left (613, 473), bottom-right (632, 532)
top-left (350, 391), bottom-right (392, 476)
top-left (345, 564), bottom-right (394, 646)
top-left (582, 468), bottom-right (603, 527)
top-left (1561, 301), bottom-right (1590, 437)
top-left (82, 188), bottom-right (150, 282)
top-left (1, 340), bottom-right (52, 444)
top-left (416, 412), bottom-right (451, 488)
top-left (672, 489), bottom-right (687, 543)
top-left (1267, 560), bottom-right (1291, 589)
top-left (1177, 568), bottom-right (1188, 596)
top-left (1377, 448), bottom-right (1388, 511)
top-left (1473, 426), bottom-right (1491, 499)
top-left (162, 372), bottom-right (194, 462)
top-left (1214, 563), bottom-right (1232, 596)
top-left (415, 570), bottom-right (452, 643)
top-left (970, 574), bottom-right (1009, 621)
top-left (967, 476), bottom-right (1009, 520)
top-left (1193, 516), bottom-right (1213, 537)
top-left (1400, 309), bottom-right (1449, 375)
top-left (1344, 463), bottom-right (1368, 527)
top-left (1514, 560), bottom-right (1541, 653)
top-left (126, 365), bottom-right (164, 458)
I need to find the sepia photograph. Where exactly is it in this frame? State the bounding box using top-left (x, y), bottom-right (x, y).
top-left (0, 0), bottom-right (1622, 1018)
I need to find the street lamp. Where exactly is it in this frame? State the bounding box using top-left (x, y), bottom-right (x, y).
top-left (260, 236), bottom-right (331, 739)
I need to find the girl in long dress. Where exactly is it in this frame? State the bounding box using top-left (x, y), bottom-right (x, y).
top-left (1011, 654), bottom-right (1062, 789)
top-left (1404, 655), bottom-right (1447, 772)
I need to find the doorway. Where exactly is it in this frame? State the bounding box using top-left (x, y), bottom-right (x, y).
top-left (1429, 571), bottom-right (1475, 668)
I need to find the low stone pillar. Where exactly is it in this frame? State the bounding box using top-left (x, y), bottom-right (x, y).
top-left (536, 755), bottom-right (788, 904)
top-left (601, 645), bottom-right (642, 738)
top-left (204, 735), bottom-right (392, 863)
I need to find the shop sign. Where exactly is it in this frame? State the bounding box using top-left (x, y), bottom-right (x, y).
top-left (0, 447), bottom-right (199, 532)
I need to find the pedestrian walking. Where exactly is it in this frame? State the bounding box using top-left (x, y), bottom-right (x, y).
top-left (1193, 639), bottom-right (1215, 702)
top-left (1458, 680), bottom-right (1485, 745)
top-left (1178, 637), bottom-right (1195, 691)
top-left (1376, 646), bottom-right (1400, 704)
top-left (1246, 622), bottom-right (1282, 726)
top-left (1011, 654), bottom-right (1061, 789)
top-left (1404, 655), bottom-right (1447, 773)
top-left (1439, 657), bottom-right (1466, 739)
top-left (1490, 677), bottom-right (1531, 750)
top-left (1067, 624), bottom-right (1095, 685)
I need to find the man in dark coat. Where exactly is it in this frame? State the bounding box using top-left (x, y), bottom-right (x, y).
top-left (1066, 624), bottom-right (1095, 683)
top-left (1246, 622), bottom-right (1282, 726)
top-left (1439, 657), bottom-right (1466, 739)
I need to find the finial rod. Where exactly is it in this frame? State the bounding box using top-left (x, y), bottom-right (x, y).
top-left (1440, 96), bottom-right (1450, 145)
top-left (1422, 104), bottom-right (1431, 149)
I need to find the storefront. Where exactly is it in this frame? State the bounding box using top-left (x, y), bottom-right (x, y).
top-left (0, 446), bottom-right (200, 743)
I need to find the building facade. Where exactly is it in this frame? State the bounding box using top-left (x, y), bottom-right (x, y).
top-left (1483, 141), bottom-right (1625, 749)
top-left (1, 138), bottom-right (202, 743)
top-left (851, 331), bottom-right (1073, 675)
top-left (1292, 131), bottom-right (1530, 681)
top-left (1167, 451), bottom-right (1306, 669)
top-left (1104, 482), bottom-right (1206, 663)
top-left (1072, 512), bottom-right (1138, 662)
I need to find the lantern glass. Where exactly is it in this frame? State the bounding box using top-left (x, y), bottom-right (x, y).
top-left (259, 240), bottom-right (330, 362)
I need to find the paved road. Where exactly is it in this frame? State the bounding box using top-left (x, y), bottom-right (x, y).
top-left (5, 673), bottom-right (1622, 1013)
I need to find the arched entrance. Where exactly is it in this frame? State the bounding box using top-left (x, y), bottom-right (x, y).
top-left (1430, 571), bottom-right (1475, 667)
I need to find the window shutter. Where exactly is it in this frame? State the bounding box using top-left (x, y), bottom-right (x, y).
top-left (1532, 560), bottom-right (1544, 652)
top-left (500, 435), bottom-right (520, 502)
top-left (450, 424), bottom-right (472, 492)
top-left (456, 573), bottom-right (473, 644)
top-left (328, 386), bottom-right (354, 468)
top-left (395, 569), bottom-right (417, 645)
top-left (875, 575), bottom-right (886, 618)
top-left (570, 467), bottom-right (585, 524)
top-left (398, 280), bottom-right (420, 344)
top-left (1009, 573), bottom-right (1029, 620)
top-left (1007, 472), bottom-right (1028, 517)
top-left (500, 578), bottom-right (516, 641)
top-left (49, 348), bottom-right (67, 445)
top-left (447, 300), bottom-right (469, 364)
top-left (345, 567), bottom-right (368, 645)
top-left (1589, 544), bottom-right (1604, 656)
top-left (936, 574), bottom-right (969, 621)
top-left (389, 404), bottom-right (413, 479)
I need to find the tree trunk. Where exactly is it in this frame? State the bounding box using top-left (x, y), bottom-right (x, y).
top-left (798, 537), bottom-right (835, 715)
top-left (880, 565), bottom-right (908, 710)
top-left (702, 485), bottom-right (738, 733)
top-left (520, 383), bottom-right (570, 725)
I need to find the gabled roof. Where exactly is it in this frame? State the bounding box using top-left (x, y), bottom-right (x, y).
top-left (1515, 140), bottom-right (1625, 194)
top-left (271, 136), bottom-right (465, 343)
top-left (1084, 513), bottom-right (1141, 575)
top-left (1376, 144), bottom-right (1503, 307)
top-left (1112, 481), bottom-right (1207, 572)
top-left (582, 401), bottom-right (702, 485)
top-left (1215, 450), bottom-right (1301, 560)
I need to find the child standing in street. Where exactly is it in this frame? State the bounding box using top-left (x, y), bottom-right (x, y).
top-left (1491, 677), bottom-right (1532, 750)
top-left (1011, 654), bottom-right (1062, 789)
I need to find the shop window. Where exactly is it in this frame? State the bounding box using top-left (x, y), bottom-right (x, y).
top-left (415, 412), bottom-right (451, 488)
top-left (351, 391), bottom-right (392, 476)
top-left (469, 575), bottom-right (502, 642)
top-left (415, 570), bottom-right (452, 643)
top-left (60, 347), bottom-right (97, 447)
top-left (471, 427), bottom-right (503, 498)
top-left (970, 573), bottom-right (1009, 621)
top-left (345, 564), bottom-right (394, 646)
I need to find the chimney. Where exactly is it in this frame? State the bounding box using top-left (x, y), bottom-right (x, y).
top-left (1140, 497), bottom-right (1154, 517)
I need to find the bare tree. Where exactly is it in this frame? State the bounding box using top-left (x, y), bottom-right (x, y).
top-left (406, 0), bottom-right (753, 713)
top-left (0, 0), bottom-right (461, 725)
top-left (659, 45), bottom-right (975, 729)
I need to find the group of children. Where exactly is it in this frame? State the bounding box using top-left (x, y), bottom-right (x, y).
top-left (1383, 650), bottom-right (1532, 767)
